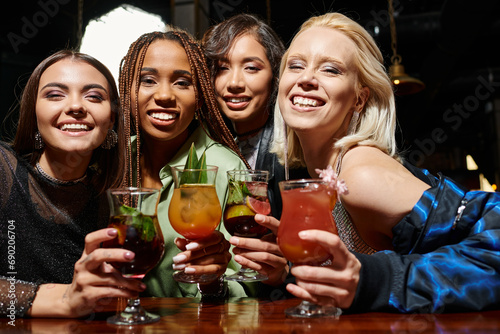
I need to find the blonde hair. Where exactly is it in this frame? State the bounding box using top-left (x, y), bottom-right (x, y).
top-left (271, 13), bottom-right (398, 167)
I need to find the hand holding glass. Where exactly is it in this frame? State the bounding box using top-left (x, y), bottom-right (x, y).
top-left (102, 187), bottom-right (165, 325)
top-left (277, 180), bottom-right (342, 318)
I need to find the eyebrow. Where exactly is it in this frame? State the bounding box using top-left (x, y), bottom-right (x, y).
top-left (243, 56), bottom-right (265, 64)
top-left (40, 82), bottom-right (108, 93)
top-left (141, 67), bottom-right (192, 77)
top-left (288, 54), bottom-right (346, 68)
top-left (218, 56), bottom-right (265, 64)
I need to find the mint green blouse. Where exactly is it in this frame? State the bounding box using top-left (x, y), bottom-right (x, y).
top-left (134, 127), bottom-right (256, 298)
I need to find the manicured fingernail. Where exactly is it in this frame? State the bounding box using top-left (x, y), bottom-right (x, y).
top-left (298, 231), bottom-right (308, 238)
top-left (230, 237), bottom-right (239, 246)
top-left (185, 242), bottom-right (200, 250)
top-left (173, 254), bottom-right (187, 263)
top-left (184, 267), bottom-right (196, 274)
top-left (124, 251), bottom-right (134, 260)
top-left (173, 264), bottom-right (186, 270)
top-left (107, 228), bottom-right (117, 236)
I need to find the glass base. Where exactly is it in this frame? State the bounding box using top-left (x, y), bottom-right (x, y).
top-left (107, 298), bottom-right (160, 325)
top-left (173, 271), bottom-right (218, 284)
top-left (285, 300), bottom-right (342, 318)
top-left (225, 268), bottom-right (268, 282)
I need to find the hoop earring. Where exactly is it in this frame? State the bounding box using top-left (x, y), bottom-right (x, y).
top-left (347, 110), bottom-right (360, 135)
top-left (101, 129), bottom-right (118, 149)
top-left (35, 131), bottom-right (44, 149)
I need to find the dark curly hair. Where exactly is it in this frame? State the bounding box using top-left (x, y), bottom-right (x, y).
top-left (202, 13), bottom-right (285, 111)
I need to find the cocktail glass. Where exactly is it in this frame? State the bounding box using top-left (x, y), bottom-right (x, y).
top-left (224, 170), bottom-right (271, 282)
top-left (277, 179), bottom-right (342, 318)
top-left (168, 165), bottom-right (222, 283)
top-left (102, 187), bottom-right (165, 325)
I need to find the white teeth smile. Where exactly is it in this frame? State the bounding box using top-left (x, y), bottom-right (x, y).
top-left (150, 112), bottom-right (177, 120)
top-left (227, 97), bottom-right (249, 103)
top-left (293, 96), bottom-right (319, 107)
top-left (60, 124), bottom-right (89, 131)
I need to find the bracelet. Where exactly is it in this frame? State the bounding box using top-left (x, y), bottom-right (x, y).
top-left (197, 275), bottom-right (227, 300)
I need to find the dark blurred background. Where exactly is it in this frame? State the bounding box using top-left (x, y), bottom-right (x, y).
top-left (1, 0), bottom-right (499, 189)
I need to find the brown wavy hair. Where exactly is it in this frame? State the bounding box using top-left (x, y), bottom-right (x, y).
top-left (12, 49), bottom-right (125, 194)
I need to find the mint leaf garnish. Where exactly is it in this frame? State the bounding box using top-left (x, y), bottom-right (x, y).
top-left (180, 143), bottom-right (208, 185)
top-left (227, 179), bottom-right (244, 205)
top-left (118, 205), bottom-right (155, 242)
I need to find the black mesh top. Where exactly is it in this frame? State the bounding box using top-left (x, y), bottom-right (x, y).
top-left (0, 141), bottom-right (109, 316)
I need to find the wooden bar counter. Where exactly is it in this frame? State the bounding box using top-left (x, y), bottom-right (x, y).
top-left (2, 297), bottom-right (500, 333)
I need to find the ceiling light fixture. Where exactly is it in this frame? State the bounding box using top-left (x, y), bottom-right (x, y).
top-left (388, 0), bottom-right (425, 95)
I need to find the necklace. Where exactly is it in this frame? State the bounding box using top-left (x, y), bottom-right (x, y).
top-left (35, 162), bottom-right (87, 185)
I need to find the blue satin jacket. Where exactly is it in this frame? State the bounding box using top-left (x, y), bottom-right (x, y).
top-left (349, 165), bottom-right (500, 313)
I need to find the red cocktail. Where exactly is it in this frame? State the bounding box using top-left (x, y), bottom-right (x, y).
top-left (277, 179), bottom-right (341, 318)
top-left (277, 181), bottom-right (336, 265)
top-left (102, 215), bottom-right (165, 278)
top-left (102, 187), bottom-right (164, 325)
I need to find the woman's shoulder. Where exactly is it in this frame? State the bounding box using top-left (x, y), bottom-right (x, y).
top-left (341, 146), bottom-right (403, 178)
top-left (340, 145), bottom-right (430, 211)
top-left (0, 141), bottom-right (21, 167)
top-left (0, 141), bottom-right (14, 154)
top-left (340, 146), bottom-right (429, 204)
top-left (339, 146), bottom-right (432, 245)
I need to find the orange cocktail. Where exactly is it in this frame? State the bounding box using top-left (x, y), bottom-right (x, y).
top-left (169, 184), bottom-right (221, 239)
top-left (168, 165), bottom-right (222, 283)
top-left (277, 180), bottom-right (337, 266)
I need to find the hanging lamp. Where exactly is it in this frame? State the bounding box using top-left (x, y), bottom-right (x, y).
top-left (388, 0), bottom-right (425, 95)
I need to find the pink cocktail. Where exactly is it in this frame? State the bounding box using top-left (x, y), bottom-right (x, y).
top-left (277, 179), bottom-right (341, 318)
top-left (278, 180), bottom-right (337, 265)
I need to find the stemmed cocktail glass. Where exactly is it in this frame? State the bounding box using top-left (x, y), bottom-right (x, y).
top-left (102, 187), bottom-right (165, 325)
top-left (223, 170), bottom-right (271, 282)
top-left (168, 165), bottom-right (222, 283)
top-left (277, 179), bottom-right (342, 318)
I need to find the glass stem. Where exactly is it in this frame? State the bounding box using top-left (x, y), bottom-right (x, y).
top-left (122, 297), bottom-right (146, 316)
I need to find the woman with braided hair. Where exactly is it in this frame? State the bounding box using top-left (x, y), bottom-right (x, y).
top-left (119, 28), bottom-right (267, 298)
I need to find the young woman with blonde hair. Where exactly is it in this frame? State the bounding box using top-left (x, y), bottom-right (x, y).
top-left (272, 12), bottom-right (500, 313)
